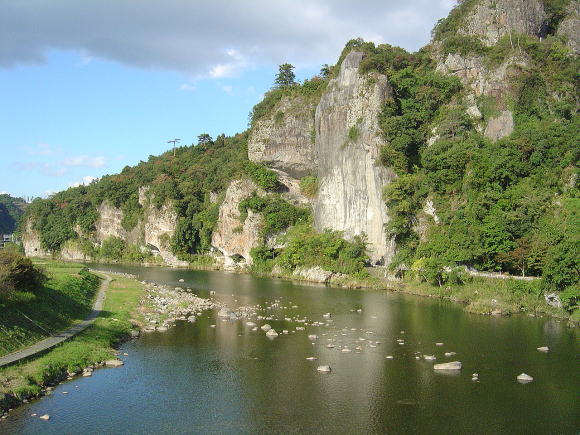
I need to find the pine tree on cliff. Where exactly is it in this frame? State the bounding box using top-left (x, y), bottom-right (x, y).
top-left (274, 63), bottom-right (296, 87)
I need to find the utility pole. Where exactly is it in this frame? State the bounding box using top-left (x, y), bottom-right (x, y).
top-left (167, 138), bottom-right (181, 156)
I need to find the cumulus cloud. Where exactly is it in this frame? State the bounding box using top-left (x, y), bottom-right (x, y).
top-left (69, 175), bottom-right (98, 188)
top-left (0, 0), bottom-right (454, 76)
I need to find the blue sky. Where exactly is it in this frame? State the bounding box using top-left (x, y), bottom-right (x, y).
top-left (0, 0), bottom-right (454, 199)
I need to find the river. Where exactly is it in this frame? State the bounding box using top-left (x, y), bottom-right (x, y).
top-left (2, 265), bottom-right (578, 434)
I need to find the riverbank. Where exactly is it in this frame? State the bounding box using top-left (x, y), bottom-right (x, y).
top-left (0, 269), bottom-right (144, 416)
top-left (84, 255), bottom-right (578, 322)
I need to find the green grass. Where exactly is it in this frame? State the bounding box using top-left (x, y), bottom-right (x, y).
top-left (399, 276), bottom-right (570, 318)
top-left (0, 261), bottom-right (100, 357)
top-left (0, 272), bottom-right (144, 412)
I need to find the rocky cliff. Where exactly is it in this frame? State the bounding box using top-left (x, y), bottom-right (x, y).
top-left (313, 51), bottom-right (396, 265)
top-left (459, 0), bottom-right (548, 46)
top-left (23, 187), bottom-right (187, 267)
top-left (248, 95), bottom-right (317, 178)
top-left (211, 178), bottom-right (264, 268)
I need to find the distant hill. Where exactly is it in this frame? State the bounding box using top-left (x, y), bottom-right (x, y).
top-left (0, 194), bottom-right (26, 234)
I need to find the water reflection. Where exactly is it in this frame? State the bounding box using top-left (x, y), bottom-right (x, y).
top-left (1, 265), bottom-right (577, 434)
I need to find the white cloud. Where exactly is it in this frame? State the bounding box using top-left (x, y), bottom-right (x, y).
top-left (179, 83), bottom-right (196, 91)
top-left (69, 175), bottom-right (97, 188)
top-left (62, 155), bottom-right (106, 168)
top-left (0, 1), bottom-right (454, 75)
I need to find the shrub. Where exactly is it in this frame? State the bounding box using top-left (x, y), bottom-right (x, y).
top-left (245, 162), bottom-right (280, 191)
top-left (239, 193), bottom-right (310, 237)
top-left (299, 176), bottom-right (318, 198)
top-left (100, 236), bottom-right (126, 260)
top-left (0, 250), bottom-right (46, 296)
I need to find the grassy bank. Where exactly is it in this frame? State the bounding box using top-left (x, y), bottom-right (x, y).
top-left (0, 270), bottom-right (144, 414)
top-left (398, 276), bottom-right (572, 320)
top-left (0, 261), bottom-right (100, 357)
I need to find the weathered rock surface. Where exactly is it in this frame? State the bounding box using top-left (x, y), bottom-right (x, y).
top-left (557, 2), bottom-right (580, 55)
top-left (317, 365), bottom-right (332, 373)
top-left (139, 189), bottom-right (187, 267)
top-left (484, 110), bottom-right (514, 141)
top-left (22, 219), bottom-right (50, 257)
top-left (459, 0), bottom-right (547, 46)
top-left (104, 359), bottom-right (124, 367)
top-left (248, 95), bottom-right (317, 178)
top-left (293, 266), bottom-right (334, 283)
top-left (314, 51), bottom-right (396, 265)
top-left (212, 179), bottom-right (264, 266)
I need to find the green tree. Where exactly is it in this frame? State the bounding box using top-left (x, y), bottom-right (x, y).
top-left (197, 134), bottom-right (213, 146)
top-left (274, 63), bottom-right (296, 88)
top-left (320, 64), bottom-right (332, 79)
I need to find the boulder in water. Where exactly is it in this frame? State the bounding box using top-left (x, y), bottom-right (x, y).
top-left (517, 373), bottom-right (533, 383)
top-left (537, 346), bottom-right (549, 352)
top-left (434, 361), bottom-right (462, 370)
top-left (261, 324), bottom-right (272, 332)
top-left (317, 365), bottom-right (332, 373)
top-left (266, 329), bottom-right (278, 338)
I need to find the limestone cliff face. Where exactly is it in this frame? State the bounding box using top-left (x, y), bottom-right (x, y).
top-left (460, 0), bottom-right (547, 46)
top-left (95, 201), bottom-right (140, 245)
top-left (23, 187), bottom-right (186, 267)
top-left (211, 179), bottom-right (264, 267)
top-left (314, 51), bottom-right (396, 265)
top-left (22, 220), bottom-right (50, 257)
top-left (558, 1), bottom-right (580, 55)
top-left (139, 193), bottom-right (187, 267)
top-left (248, 96), bottom-right (317, 178)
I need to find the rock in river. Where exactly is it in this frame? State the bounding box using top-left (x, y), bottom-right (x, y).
top-left (433, 361), bottom-right (462, 371)
top-left (266, 329), bottom-right (279, 338)
top-left (517, 373), bottom-right (533, 383)
top-left (317, 365), bottom-right (332, 373)
top-left (104, 359), bottom-right (124, 368)
top-left (537, 346), bottom-right (549, 352)
top-left (39, 414), bottom-right (50, 421)
top-left (261, 324), bottom-right (272, 332)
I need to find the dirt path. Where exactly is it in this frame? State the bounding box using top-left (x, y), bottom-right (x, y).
top-left (0, 273), bottom-right (111, 368)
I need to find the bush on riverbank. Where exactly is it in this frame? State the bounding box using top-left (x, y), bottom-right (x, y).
top-left (0, 250), bottom-right (46, 297)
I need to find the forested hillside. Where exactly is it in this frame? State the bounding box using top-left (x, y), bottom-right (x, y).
top-left (21, 0), bottom-right (579, 316)
top-left (0, 194), bottom-right (26, 234)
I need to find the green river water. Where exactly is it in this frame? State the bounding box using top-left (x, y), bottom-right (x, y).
top-left (1, 265), bottom-right (578, 434)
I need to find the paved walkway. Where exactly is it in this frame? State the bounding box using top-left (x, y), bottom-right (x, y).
top-left (0, 273), bottom-right (112, 368)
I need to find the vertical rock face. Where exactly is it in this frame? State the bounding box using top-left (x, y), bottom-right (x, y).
top-left (460, 0), bottom-right (548, 46)
top-left (211, 179), bottom-right (264, 266)
top-left (248, 95), bottom-right (317, 178)
top-left (557, 2), bottom-right (580, 55)
top-left (484, 110), bottom-right (514, 141)
top-left (95, 202), bottom-right (137, 244)
top-left (313, 51), bottom-right (396, 265)
top-left (141, 200), bottom-right (186, 266)
top-left (22, 220), bottom-right (50, 257)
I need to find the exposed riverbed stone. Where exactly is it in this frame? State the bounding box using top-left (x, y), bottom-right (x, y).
top-left (434, 361), bottom-right (462, 370)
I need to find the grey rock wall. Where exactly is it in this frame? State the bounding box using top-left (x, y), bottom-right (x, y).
top-left (313, 51), bottom-right (396, 265)
top-left (248, 95), bottom-right (317, 178)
